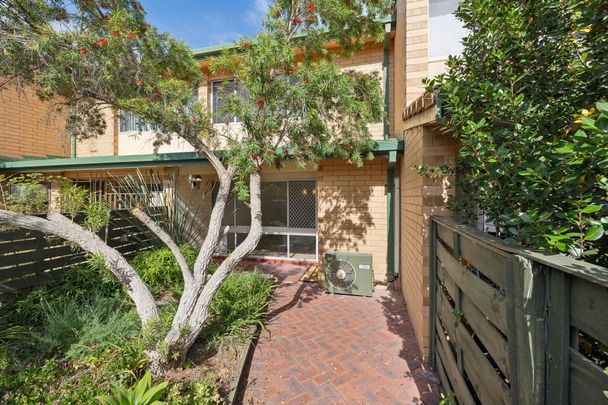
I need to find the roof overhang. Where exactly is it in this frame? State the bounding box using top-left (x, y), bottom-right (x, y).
top-left (0, 140), bottom-right (404, 173)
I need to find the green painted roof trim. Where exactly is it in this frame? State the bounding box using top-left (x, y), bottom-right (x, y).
top-left (0, 140), bottom-right (403, 172)
top-left (191, 15), bottom-right (396, 59)
top-left (0, 152), bottom-right (210, 172)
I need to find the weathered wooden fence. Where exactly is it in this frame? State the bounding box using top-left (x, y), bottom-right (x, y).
top-left (429, 216), bottom-right (608, 405)
top-left (0, 210), bottom-right (160, 295)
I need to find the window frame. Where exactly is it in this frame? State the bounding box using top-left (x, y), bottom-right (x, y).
top-left (217, 179), bottom-right (318, 261)
top-left (211, 79), bottom-right (244, 124)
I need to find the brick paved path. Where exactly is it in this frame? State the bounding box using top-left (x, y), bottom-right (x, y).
top-left (239, 263), bottom-right (441, 405)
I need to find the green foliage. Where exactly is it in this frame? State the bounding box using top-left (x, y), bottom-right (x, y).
top-left (33, 292), bottom-right (139, 358)
top-left (59, 180), bottom-right (89, 219)
top-left (211, 0), bottom-right (391, 192)
top-left (165, 376), bottom-right (221, 405)
top-left (0, 245), bottom-right (274, 403)
top-left (428, 0), bottom-right (608, 265)
top-left (0, 1), bottom-right (203, 142)
top-left (2, 173), bottom-right (49, 214)
top-left (130, 245), bottom-right (198, 298)
top-left (97, 371), bottom-right (168, 405)
top-left (200, 269), bottom-right (274, 348)
top-left (83, 200), bottom-right (111, 232)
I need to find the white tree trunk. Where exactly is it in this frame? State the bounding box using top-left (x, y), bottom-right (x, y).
top-left (0, 210), bottom-right (159, 323)
top-left (149, 172), bottom-right (264, 370)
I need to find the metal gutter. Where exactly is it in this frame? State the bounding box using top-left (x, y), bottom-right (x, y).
top-left (382, 19), bottom-right (392, 140)
top-left (386, 149), bottom-right (397, 289)
top-left (0, 140), bottom-right (403, 172)
top-left (0, 152), bottom-right (210, 172)
top-left (71, 135), bottom-right (77, 158)
top-left (191, 15), bottom-right (397, 60)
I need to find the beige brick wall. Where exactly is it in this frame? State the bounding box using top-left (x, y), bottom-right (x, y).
top-left (399, 122), bottom-right (457, 357)
top-left (0, 86), bottom-right (69, 159)
top-left (335, 42), bottom-right (395, 139)
top-left (77, 108), bottom-right (117, 157)
top-left (318, 158), bottom-right (388, 283)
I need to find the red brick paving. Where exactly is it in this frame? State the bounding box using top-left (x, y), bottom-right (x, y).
top-left (239, 262), bottom-right (441, 404)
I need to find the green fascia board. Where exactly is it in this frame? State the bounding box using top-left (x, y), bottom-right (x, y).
top-left (0, 152), bottom-right (210, 172)
top-left (0, 140), bottom-right (402, 172)
top-left (191, 15), bottom-right (396, 60)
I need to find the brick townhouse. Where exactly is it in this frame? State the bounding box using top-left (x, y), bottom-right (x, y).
top-left (0, 0), bottom-right (465, 357)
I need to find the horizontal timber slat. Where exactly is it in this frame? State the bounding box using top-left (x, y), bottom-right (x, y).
top-left (437, 241), bottom-right (508, 333)
top-left (569, 348), bottom-right (608, 405)
top-left (570, 277), bottom-right (608, 345)
top-left (436, 286), bottom-right (511, 404)
top-left (435, 323), bottom-right (476, 405)
top-left (430, 216), bottom-right (608, 405)
top-left (0, 210), bottom-right (158, 294)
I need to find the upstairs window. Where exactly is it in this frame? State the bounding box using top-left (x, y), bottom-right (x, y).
top-left (119, 112), bottom-right (159, 133)
top-left (212, 80), bottom-right (246, 124)
top-left (429, 0), bottom-right (467, 60)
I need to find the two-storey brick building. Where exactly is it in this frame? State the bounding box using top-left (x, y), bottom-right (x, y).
top-left (0, 0), bottom-right (466, 357)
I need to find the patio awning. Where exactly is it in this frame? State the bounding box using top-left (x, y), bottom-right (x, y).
top-left (0, 139), bottom-right (403, 173)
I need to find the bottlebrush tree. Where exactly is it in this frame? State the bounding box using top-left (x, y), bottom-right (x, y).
top-left (0, 0), bottom-right (392, 373)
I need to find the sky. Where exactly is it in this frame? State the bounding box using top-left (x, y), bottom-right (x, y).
top-left (141, 0), bottom-right (270, 50)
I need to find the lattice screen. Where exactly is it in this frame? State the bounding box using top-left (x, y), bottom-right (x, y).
top-left (288, 180), bottom-right (316, 229)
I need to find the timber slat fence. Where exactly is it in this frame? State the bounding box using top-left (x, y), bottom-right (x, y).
top-left (0, 210), bottom-right (161, 295)
top-left (430, 216), bottom-right (608, 405)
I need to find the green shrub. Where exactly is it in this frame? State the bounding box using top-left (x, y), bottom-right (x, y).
top-left (428, 0), bottom-right (608, 265)
top-left (130, 245), bottom-right (198, 298)
top-left (97, 371), bottom-right (168, 405)
top-left (165, 376), bottom-right (221, 405)
top-left (200, 269), bottom-right (274, 348)
top-left (33, 291), bottom-right (138, 358)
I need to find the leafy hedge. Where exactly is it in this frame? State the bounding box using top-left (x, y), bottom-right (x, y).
top-left (429, 0), bottom-right (608, 265)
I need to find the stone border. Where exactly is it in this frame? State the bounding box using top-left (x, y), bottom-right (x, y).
top-left (227, 324), bottom-right (260, 404)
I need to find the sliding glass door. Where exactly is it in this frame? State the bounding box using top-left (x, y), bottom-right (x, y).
top-left (217, 180), bottom-right (317, 260)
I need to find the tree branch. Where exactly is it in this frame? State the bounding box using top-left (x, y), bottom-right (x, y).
top-left (132, 207), bottom-right (193, 287)
top-left (0, 209), bottom-right (159, 323)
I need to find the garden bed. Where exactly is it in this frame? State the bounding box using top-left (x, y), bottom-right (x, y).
top-left (0, 246), bottom-right (274, 404)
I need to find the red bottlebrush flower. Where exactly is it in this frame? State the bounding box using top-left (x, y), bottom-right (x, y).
top-left (257, 99), bottom-right (265, 108)
top-left (307, 3), bottom-right (315, 13)
top-left (111, 30), bottom-right (120, 38)
top-left (155, 90), bottom-right (162, 99)
top-left (241, 40), bottom-right (250, 50)
top-left (345, 0), bottom-right (351, 6)
top-left (127, 32), bottom-right (138, 40)
top-left (293, 17), bottom-right (302, 25)
top-left (135, 79), bottom-right (144, 87)
top-left (79, 47), bottom-right (88, 55)
top-left (345, 143), bottom-right (352, 151)
top-left (306, 15), bottom-right (315, 24)
top-left (96, 38), bottom-right (109, 46)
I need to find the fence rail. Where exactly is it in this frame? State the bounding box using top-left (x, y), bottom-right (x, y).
top-left (429, 216), bottom-right (608, 405)
top-left (0, 210), bottom-right (161, 295)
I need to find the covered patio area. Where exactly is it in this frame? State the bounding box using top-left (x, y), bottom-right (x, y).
top-left (239, 263), bottom-right (440, 404)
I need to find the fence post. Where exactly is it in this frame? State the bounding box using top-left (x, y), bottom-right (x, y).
top-left (510, 256), bottom-right (547, 405)
top-left (428, 218), bottom-right (437, 369)
top-left (545, 268), bottom-right (570, 404)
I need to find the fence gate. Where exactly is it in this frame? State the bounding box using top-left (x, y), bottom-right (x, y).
top-left (429, 216), bottom-right (608, 405)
